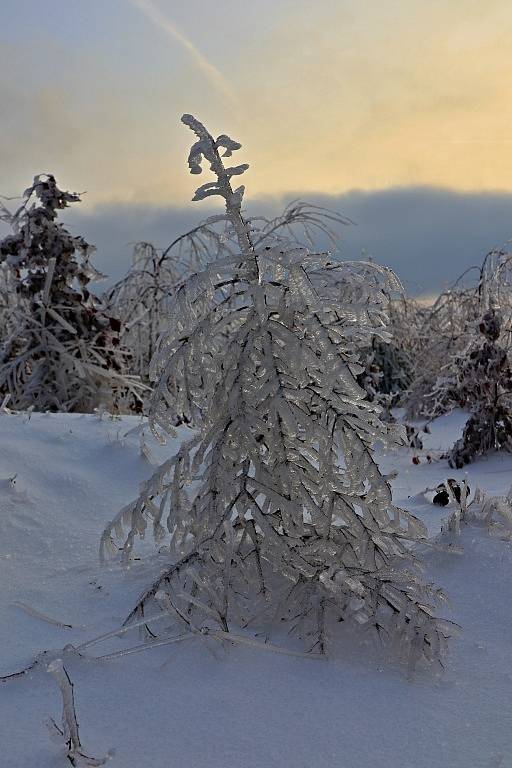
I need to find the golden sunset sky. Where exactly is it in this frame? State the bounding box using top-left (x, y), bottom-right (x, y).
top-left (2, 0), bottom-right (512, 207)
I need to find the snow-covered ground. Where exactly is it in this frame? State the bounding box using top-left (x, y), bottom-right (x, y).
top-left (1, 411), bottom-right (512, 768)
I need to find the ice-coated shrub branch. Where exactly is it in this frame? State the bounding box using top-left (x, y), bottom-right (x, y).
top-left (103, 115), bottom-right (452, 670)
top-left (106, 199), bottom-right (349, 408)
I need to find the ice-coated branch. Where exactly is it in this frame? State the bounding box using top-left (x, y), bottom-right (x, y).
top-left (46, 659), bottom-right (112, 766)
top-left (181, 114), bottom-right (255, 268)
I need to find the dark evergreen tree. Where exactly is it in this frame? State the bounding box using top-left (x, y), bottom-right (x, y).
top-left (0, 174), bottom-right (142, 412)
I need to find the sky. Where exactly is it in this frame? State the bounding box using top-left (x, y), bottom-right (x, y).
top-left (2, 0), bottom-right (512, 295)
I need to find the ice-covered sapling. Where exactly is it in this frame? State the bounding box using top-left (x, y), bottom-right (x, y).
top-left (103, 115), bottom-right (451, 670)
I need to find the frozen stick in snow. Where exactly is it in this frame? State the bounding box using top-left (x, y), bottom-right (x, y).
top-left (46, 658), bottom-right (113, 766)
top-left (12, 601), bottom-right (74, 629)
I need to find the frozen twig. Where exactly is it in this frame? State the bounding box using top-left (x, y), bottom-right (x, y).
top-left (46, 658), bottom-right (113, 766)
top-left (12, 601), bottom-right (74, 629)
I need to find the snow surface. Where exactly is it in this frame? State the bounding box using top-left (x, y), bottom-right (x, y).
top-left (1, 410), bottom-right (512, 768)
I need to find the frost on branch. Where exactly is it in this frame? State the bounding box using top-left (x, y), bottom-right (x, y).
top-left (105, 199), bottom-right (349, 414)
top-left (103, 116), bottom-right (452, 671)
top-left (0, 174), bottom-right (143, 412)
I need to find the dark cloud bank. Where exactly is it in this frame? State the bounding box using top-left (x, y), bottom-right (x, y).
top-left (64, 187), bottom-right (512, 297)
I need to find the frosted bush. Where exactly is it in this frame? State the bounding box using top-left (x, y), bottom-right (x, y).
top-left (449, 309), bottom-right (512, 467)
top-left (406, 247), bottom-right (512, 422)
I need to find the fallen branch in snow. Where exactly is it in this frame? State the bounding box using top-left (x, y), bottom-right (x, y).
top-left (76, 611), bottom-right (171, 652)
top-left (91, 633), bottom-right (194, 662)
top-left (1, 602), bottom-right (322, 685)
top-left (79, 594), bottom-right (326, 662)
top-left (0, 654), bottom-right (42, 683)
top-left (12, 601), bottom-right (74, 629)
top-left (200, 627), bottom-right (325, 659)
top-left (154, 589), bottom-right (325, 660)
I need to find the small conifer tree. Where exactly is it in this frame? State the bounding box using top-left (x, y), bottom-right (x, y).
top-left (0, 174), bottom-right (142, 412)
top-left (103, 116), bottom-right (451, 669)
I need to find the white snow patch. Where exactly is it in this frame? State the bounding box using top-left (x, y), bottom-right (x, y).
top-left (1, 410), bottom-right (512, 768)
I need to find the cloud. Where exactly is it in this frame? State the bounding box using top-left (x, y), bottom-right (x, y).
top-left (62, 186), bottom-right (512, 297)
